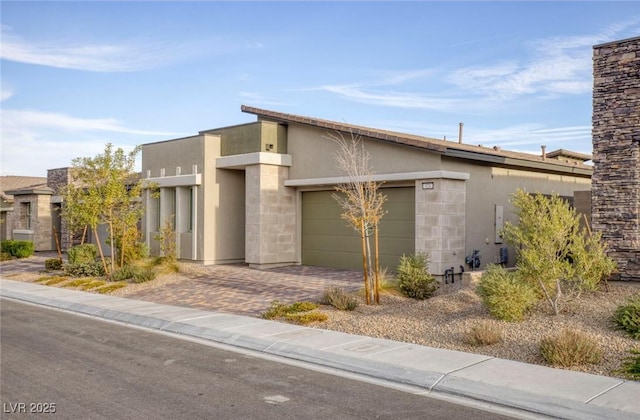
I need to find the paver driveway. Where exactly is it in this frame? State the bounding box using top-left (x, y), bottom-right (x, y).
top-left (124, 264), bottom-right (363, 316)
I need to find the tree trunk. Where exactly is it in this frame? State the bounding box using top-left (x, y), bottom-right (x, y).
top-left (108, 221), bottom-right (115, 273)
top-left (374, 223), bottom-right (380, 304)
top-left (93, 227), bottom-right (109, 275)
top-left (52, 224), bottom-right (63, 263)
top-left (360, 220), bottom-right (371, 305)
top-left (81, 225), bottom-right (87, 245)
top-left (365, 225), bottom-right (374, 304)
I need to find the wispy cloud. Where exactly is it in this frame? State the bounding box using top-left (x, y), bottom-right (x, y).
top-left (2, 109), bottom-right (182, 136)
top-left (0, 88), bottom-right (13, 102)
top-left (0, 25), bottom-right (202, 72)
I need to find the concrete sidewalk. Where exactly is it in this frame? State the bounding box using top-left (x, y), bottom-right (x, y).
top-left (2, 279), bottom-right (639, 420)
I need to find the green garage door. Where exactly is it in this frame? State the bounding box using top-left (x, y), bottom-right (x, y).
top-left (302, 187), bottom-right (415, 270)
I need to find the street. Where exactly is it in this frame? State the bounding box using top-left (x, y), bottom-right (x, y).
top-left (1, 299), bottom-right (514, 419)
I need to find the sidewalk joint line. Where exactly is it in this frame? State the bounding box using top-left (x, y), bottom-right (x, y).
top-left (427, 374), bottom-right (447, 391)
top-left (319, 337), bottom-right (370, 350)
top-left (443, 356), bottom-right (495, 376)
top-left (362, 343), bottom-right (412, 358)
top-left (583, 380), bottom-right (625, 404)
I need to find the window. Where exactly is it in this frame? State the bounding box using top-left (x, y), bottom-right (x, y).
top-left (188, 187), bottom-right (194, 232)
top-left (23, 202), bottom-right (31, 229)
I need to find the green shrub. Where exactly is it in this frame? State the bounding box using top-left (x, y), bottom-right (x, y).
top-left (396, 253), bottom-right (438, 300)
top-left (284, 311), bottom-right (328, 325)
top-left (67, 244), bottom-right (98, 265)
top-left (0, 252), bottom-right (11, 261)
top-left (540, 329), bottom-right (602, 367)
top-left (61, 279), bottom-right (93, 288)
top-left (1, 240), bottom-right (35, 258)
top-left (615, 349), bottom-right (640, 380)
top-left (110, 265), bottom-right (137, 281)
top-left (613, 296), bottom-right (640, 339)
top-left (80, 280), bottom-right (106, 290)
top-left (321, 287), bottom-right (359, 311)
top-left (130, 266), bottom-right (156, 284)
top-left (262, 300), bottom-right (319, 320)
top-left (477, 265), bottom-right (538, 322)
top-left (43, 276), bottom-right (69, 286)
top-left (45, 258), bottom-right (63, 271)
top-left (464, 322), bottom-right (503, 346)
top-left (64, 262), bottom-right (105, 277)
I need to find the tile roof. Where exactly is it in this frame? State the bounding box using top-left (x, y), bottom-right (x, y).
top-left (241, 105), bottom-right (593, 175)
top-left (0, 176), bottom-right (48, 201)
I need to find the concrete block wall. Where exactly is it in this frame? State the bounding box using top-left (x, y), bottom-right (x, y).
top-left (245, 164), bottom-right (296, 268)
top-left (415, 178), bottom-right (466, 276)
top-left (592, 36), bottom-right (640, 281)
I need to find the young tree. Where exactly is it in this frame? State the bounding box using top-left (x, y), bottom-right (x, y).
top-left (60, 143), bottom-right (143, 274)
top-left (502, 189), bottom-right (616, 315)
top-left (328, 131), bottom-right (386, 304)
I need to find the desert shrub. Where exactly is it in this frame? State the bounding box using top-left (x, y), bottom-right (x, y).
top-left (477, 265), bottom-right (538, 322)
top-left (464, 322), bottom-right (503, 346)
top-left (396, 253), bottom-right (438, 300)
top-left (95, 282), bottom-right (128, 294)
top-left (321, 287), bottom-right (359, 311)
top-left (67, 244), bottom-right (98, 265)
top-left (615, 349), bottom-right (640, 380)
top-left (64, 261), bottom-right (105, 277)
top-left (1, 240), bottom-right (35, 258)
top-left (111, 264), bottom-right (157, 283)
top-left (540, 329), bottom-right (602, 367)
top-left (613, 295), bottom-right (640, 339)
top-left (0, 252), bottom-right (11, 261)
top-left (80, 280), bottom-right (107, 290)
top-left (284, 311), bottom-right (328, 325)
top-left (43, 276), bottom-right (69, 286)
top-left (262, 300), bottom-right (319, 320)
top-left (61, 279), bottom-right (93, 288)
top-left (45, 258), bottom-right (63, 271)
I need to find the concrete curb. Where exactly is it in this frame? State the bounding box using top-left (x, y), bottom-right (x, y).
top-left (2, 279), bottom-right (639, 420)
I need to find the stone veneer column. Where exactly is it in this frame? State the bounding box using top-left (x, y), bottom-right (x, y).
top-left (415, 178), bottom-right (466, 276)
top-left (245, 164), bottom-right (296, 268)
top-left (592, 36), bottom-right (640, 281)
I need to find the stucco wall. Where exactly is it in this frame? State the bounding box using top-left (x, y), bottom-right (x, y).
top-left (592, 36), bottom-right (640, 281)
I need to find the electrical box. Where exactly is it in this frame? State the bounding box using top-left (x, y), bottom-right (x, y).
top-left (495, 205), bottom-right (504, 244)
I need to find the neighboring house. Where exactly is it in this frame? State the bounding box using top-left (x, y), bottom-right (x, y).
top-left (142, 106), bottom-right (593, 277)
top-left (0, 176), bottom-right (52, 249)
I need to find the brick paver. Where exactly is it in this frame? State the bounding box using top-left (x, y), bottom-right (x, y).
top-left (1, 252), bottom-right (364, 317)
top-left (125, 264), bottom-right (363, 316)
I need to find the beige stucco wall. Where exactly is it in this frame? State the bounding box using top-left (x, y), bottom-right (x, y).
top-left (442, 157), bottom-right (591, 268)
top-left (142, 134), bottom-right (245, 264)
top-left (286, 125), bottom-right (442, 180)
top-left (208, 120), bottom-right (288, 156)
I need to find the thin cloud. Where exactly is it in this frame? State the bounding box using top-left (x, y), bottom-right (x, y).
top-left (0, 25), bottom-right (202, 72)
top-left (320, 85), bottom-right (464, 111)
top-left (0, 89), bottom-right (13, 101)
top-left (1, 109), bottom-right (183, 136)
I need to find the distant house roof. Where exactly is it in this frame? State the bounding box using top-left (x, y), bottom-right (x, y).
top-left (0, 176), bottom-right (48, 202)
top-left (240, 105), bottom-right (593, 177)
top-left (545, 149), bottom-right (593, 162)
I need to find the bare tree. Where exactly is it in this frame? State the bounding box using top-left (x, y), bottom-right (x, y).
top-left (327, 131), bottom-right (386, 304)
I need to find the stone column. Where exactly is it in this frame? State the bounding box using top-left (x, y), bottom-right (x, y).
top-left (592, 36), bottom-right (640, 281)
top-left (245, 164), bottom-right (296, 268)
top-left (415, 178), bottom-right (466, 276)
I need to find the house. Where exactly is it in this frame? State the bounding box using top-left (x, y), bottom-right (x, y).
top-left (0, 175), bottom-right (53, 249)
top-left (141, 106), bottom-right (592, 277)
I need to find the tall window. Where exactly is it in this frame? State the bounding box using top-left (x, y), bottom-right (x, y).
top-left (188, 187), bottom-right (194, 232)
top-left (23, 202), bottom-right (31, 229)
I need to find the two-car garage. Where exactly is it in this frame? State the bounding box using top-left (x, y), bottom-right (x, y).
top-left (301, 187), bottom-right (415, 271)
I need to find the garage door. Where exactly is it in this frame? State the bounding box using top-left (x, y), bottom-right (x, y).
top-left (302, 187), bottom-right (415, 270)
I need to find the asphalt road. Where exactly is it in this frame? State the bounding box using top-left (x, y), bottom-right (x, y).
top-left (1, 299), bottom-right (515, 419)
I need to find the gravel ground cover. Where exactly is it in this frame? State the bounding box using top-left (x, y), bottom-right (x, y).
top-left (3, 258), bottom-right (639, 380)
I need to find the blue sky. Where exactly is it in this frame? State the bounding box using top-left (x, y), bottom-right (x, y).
top-left (1, 1), bottom-right (639, 177)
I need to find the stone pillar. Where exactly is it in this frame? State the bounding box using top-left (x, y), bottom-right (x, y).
top-left (245, 164), bottom-right (296, 268)
top-left (415, 178), bottom-right (466, 276)
top-left (592, 36), bottom-right (640, 281)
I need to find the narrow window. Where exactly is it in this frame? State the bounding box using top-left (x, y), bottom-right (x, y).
top-left (188, 187), bottom-right (194, 232)
top-left (24, 202), bottom-right (32, 229)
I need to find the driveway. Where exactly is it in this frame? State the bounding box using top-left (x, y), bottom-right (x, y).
top-left (0, 252), bottom-right (364, 316)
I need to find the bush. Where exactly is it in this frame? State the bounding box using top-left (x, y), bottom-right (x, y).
top-left (43, 276), bottom-right (69, 286)
top-left (111, 264), bottom-right (157, 284)
top-left (540, 329), bottom-right (602, 367)
top-left (321, 287), bottom-right (359, 311)
top-left (1, 240), bottom-right (35, 258)
top-left (616, 349), bottom-right (640, 380)
top-left (64, 262), bottom-right (105, 277)
top-left (0, 252), bottom-right (11, 261)
top-left (67, 244), bottom-right (98, 265)
top-left (95, 282), bottom-right (128, 294)
top-left (477, 265), bottom-right (538, 322)
top-left (464, 322), bottom-right (503, 346)
top-left (45, 258), bottom-right (63, 271)
top-left (262, 300), bottom-right (319, 320)
top-left (284, 311), bottom-right (328, 325)
top-left (396, 253), bottom-right (438, 300)
top-left (613, 296), bottom-right (640, 339)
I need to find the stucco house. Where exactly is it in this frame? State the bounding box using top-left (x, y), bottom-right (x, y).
top-left (141, 106), bottom-right (592, 277)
